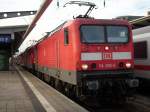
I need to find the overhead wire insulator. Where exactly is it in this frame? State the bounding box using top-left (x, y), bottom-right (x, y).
top-left (104, 0), bottom-right (106, 7)
top-left (57, 0), bottom-right (59, 8)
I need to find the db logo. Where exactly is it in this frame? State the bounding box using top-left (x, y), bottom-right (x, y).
top-left (103, 53), bottom-right (112, 60)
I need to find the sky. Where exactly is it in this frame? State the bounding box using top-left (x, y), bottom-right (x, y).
top-left (94, 0), bottom-right (150, 18)
top-left (0, 0), bottom-right (149, 53)
top-left (0, 0), bottom-right (149, 17)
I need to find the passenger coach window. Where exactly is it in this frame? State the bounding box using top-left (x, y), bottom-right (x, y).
top-left (107, 26), bottom-right (128, 43)
top-left (64, 28), bottom-right (69, 45)
top-left (134, 41), bottom-right (147, 59)
top-left (81, 26), bottom-right (105, 43)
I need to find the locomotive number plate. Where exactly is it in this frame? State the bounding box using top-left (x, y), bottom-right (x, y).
top-left (102, 53), bottom-right (112, 60)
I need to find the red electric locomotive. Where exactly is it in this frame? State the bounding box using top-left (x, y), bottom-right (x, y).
top-left (18, 1), bottom-right (138, 103)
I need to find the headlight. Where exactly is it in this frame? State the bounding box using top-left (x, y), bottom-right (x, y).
top-left (126, 62), bottom-right (131, 68)
top-left (82, 64), bottom-right (88, 70)
top-left (105, 46), bottom-right (109, 50)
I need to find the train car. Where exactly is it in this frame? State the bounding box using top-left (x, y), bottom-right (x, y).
top-left (133, 25), bottom-right (150, 87)
top-left (25, 46), bottom-right (35, 70)
top-left (18, 52), bottom-right (26, 66)
top-left (18, 17), bottom-right (139, 103)
top-left (17, 45), bottom-right (37, 72)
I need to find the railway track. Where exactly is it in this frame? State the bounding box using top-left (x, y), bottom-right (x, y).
top-left (43, 78), bottom-right (150, 112)
top-left (128, 95), bottom-right (150, 112)
top-left (80, 95), bottom-right (150, 112)
top-left (31, 70), bottom-right (150, 112)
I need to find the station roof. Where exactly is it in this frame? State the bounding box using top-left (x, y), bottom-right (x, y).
top-left (0, 15), bottom-right (34, 29)
top-left (116, 15), bottom-right (143, 21)
top-left (22, 0), bottom-right (53, 42)
top-left (0, 1), bottom-right (53, 54)
top-left (0, 11), bottom-right (37, 53)
top-left (130, 15), bottom-right (150, 29)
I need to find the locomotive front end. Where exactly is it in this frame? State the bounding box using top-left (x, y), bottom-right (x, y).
top-left (76, 19), bottom-right (139, 102)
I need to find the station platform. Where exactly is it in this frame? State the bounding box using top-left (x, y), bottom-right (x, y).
top-left (0, 68), bottom-right (44, 112)
top-left (0, 66), bottom-right (88, 112)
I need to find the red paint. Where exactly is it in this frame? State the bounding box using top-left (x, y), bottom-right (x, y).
top-left (17, 18), bottom-right (134, 72)
top-left (135, 65), bottom-right (150, 71)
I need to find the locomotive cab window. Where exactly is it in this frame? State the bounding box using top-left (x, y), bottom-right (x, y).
top-left (80, 25), bottom-right (129, 43)
top-left (64, 28), bottom-right (69, 45)
top-left (106, 26), bottom-right (129, 43)
top-left (134, 41), bottom-right (147, 59)
top-left (80, 25), bottom-right (105, 43)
